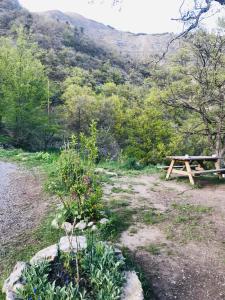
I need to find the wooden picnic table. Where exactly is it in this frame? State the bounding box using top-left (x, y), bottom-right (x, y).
top-left (166, 156), bottom-right (225, 185)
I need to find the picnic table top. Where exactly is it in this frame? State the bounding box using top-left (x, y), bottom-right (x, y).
top-left (167, 156), bottom-right (219, 161)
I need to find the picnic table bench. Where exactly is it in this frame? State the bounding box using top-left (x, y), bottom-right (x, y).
top-left (165, 156), bottom-right (225, 185)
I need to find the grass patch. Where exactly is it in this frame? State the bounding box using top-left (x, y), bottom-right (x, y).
top-left (0, 148), bottom-right (58, 170)
top-left (0, 210), bottom-right (63, 299)
top-left (97, 160), bottom-right (158, 176)
top-left (99, 208), bottom-right (137, 242)
top-left (111, 186), bottom-right (134, 194)
top-left (143, 244), bottom-right (161, 255)
top-left (142, 208), bottom-right (165, 225)
top-left (109, 198), bottom-right (130, 209)
top-left (165, 203), bottom-right (213, 242)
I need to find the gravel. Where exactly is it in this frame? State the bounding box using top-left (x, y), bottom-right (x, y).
top-left (0, 161), bottom-right (49, 256)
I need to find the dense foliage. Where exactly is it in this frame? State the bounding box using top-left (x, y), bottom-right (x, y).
top-left (1, 22), bottom-right (225, 164)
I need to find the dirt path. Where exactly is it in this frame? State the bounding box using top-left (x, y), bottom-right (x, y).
top-left (104, 173), bottom-right (225, 300)
top-left (0, 161), bottom-right (49, 262)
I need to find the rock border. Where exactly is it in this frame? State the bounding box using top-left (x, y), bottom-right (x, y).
top-left (3, 236), bottom-right (143, 300)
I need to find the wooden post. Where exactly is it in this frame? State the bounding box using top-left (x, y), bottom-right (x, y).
top-left (215, 159), bottom-right (223, 179)
top-left (185, 161), bottom-right (195, 185)
top-left (166, 159), bottom-right (175, 180)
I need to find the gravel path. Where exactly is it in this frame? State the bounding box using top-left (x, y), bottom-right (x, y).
top-left (0, 161), bottom-right (49, 253)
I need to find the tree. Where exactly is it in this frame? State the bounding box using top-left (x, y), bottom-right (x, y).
top-left (0, 29), bottom-right (57, 149)
top-left (158, 31), bottom-right (225, 162)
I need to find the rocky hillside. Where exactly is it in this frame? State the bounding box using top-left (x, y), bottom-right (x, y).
top-left (0, 0), bottom-right (178, 83)
top-left (42, 10), bottom-right (176, 61)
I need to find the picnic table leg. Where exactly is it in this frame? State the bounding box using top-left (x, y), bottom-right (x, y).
top-left (215, 159), bottom-right (223, 179)
top-left (185, 161), bottom-right (195, 185)
top-left (166, 159), bottom-right (175, 180)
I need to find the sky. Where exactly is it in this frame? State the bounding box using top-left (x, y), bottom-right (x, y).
top-left (19, 0), bottom-right (224, 34)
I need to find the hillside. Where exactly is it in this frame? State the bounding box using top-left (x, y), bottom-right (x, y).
top-left (42, 10), bottom-right (176, 61)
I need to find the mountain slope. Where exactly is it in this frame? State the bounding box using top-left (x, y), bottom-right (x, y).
top-left (41, 10), bottom-right (176, 61)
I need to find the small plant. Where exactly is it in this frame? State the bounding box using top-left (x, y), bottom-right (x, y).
top-left (144, 244), bottom-right (161, 255)
top-left (48, 122), bottom-right (105, 227)
top-left (142, 208), bottom-right (165, 225)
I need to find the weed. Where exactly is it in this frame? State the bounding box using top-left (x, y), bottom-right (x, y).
top-left (144, 244), bottom-right (161, 255)
top-left (98, 208), bottom-right (136, 242)
top-left (142, 208), bottom-right (165, 225)
top-left (109, 199), bottom-right (130, 209)
top-left (111, 186), bottom-right (134, 194)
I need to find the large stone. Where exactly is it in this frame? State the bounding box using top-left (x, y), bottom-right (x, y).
top-left (5, 291), bottom-right (16, 300)
top-left (61, 222), bottom-right (73, 233)
top-left (30, 244), bottom-right (58, 265)
top-left (99, 218), bottom-right (109, 225)
top-left (75, 220), bottom-right (87, 230)
top-left (95, 168), bottom-right (118, 177)
top-left (59, 236), bottom-right (87, 253)
top-left (122, 271), bottom-right (144, 300)
top-left (87, 221), bottom-right (94, 227)
top-left (2, 262), bottom-right (27, 294)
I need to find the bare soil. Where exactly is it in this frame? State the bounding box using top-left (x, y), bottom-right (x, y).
top-left (0, 161), bottom-right (50, 269)
top-left (104, 174), bottom-right (225, 300)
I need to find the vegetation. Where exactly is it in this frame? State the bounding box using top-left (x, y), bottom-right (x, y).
top-left (17, 239), bottom-right (125, 300)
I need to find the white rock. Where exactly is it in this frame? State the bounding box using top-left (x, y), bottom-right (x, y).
top-left (59, 236), bottom-right (87, 253)
top-left (114, 247), bottom-right (122, 255)
top-left (91, 225), bottom-right (97, 231)
top-left (122, 271), bottom-right (144, 300)
top-left (5, 291), bottom-right (16, 300)
top-left (75, 220), bottom-right (86, 230)
top-left (12, 283), bottom-right (24, 293)
top-left (3, 262), bottom-right (27, 294)
top-left (56, 203), bottom-right (64, 210)
top-left (51, 218), bottom-right (59, 229)
top-left (99, 218), bottom-right (109, 225)
top-left (30, 244), bottom-right (58, 265)
top-left (95, 168), bottom-right (117, 177)
top-left (87, 221), bottom-right (94, 227)
top-left (61, 222), bottom-right (73, 233)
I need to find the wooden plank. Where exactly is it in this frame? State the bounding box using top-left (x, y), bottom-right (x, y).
top-left (193, 169), bottom-right (225, 175)
top-left (158, 165), bottom-right (198, 170)
top-left (167, 156), bottom-right (219, 161)
top-left (166, 159), bottom-right (175, 180)
top-left (215, 159), bottom-right (223, 179)
top-left (171, 169), bottom-right (189, 176)
top-left (185, 161), bottom-right (195, 185)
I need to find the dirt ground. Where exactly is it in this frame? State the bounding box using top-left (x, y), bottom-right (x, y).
top-left (0, 161), bottom-right (50, 268)
top-left (104, 173), bottom-right (225, 300)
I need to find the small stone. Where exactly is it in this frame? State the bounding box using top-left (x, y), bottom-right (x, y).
top-left (56, 203), bottom-right (63, 210)
top-left (12, 283), bottom-right (24, 293)
top-left (99, 218), bottom-right (109, 225)
top-left (51, 218), bottom-right (59, 229)
top-left (61, 222), bottom-right (73, 233)
top-left (3, 262), bottom-right (27, 294)
top-left (75, 220), bottom-right (86, 230)
top-left (122, 271), bottom-right (144, 300)
top-left (87, 221), bottom-right (94, 227)
top-left (91, 225), bottom-right (97, 231)
top-left (59, 236), bottom-right (87, 253)
top-left (114, 247), bottom-right (122, 255)
top-left (30, 244), bottom-right (58, 265)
